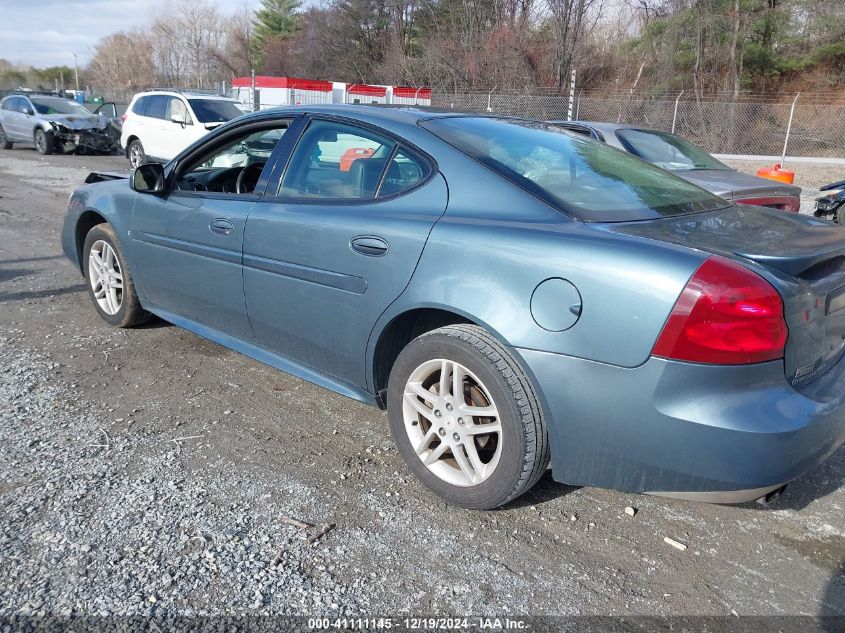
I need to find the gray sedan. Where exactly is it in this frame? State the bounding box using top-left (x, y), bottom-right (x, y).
top-left (550, 121), bottom-right (801, 212)
top-left (61, 106), bottom-right (845, 509)
top-left (0, 94), bottom-right (120, 155)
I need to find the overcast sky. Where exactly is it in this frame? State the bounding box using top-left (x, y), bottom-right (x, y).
top-left (0, 0), bottom-right (260, 68)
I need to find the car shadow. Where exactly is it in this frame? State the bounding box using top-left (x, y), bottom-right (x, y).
top-left (0, 255), bottom-right (65, 266)
top-left (0, 283), bottom-right (86, 303)
top-left (0, 267), bottom-right (37, 284)
top-left (503, 470), bottom-right (581, 509)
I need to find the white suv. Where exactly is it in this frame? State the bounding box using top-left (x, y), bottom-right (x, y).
top-left (120, 90), bottom-right (245, 167)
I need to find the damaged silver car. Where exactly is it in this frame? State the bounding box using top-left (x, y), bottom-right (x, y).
top-left (0, 94), bottom-right (120, 155)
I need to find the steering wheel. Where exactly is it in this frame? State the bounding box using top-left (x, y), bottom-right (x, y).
top-left (236, 162), bottom-right (265, 194)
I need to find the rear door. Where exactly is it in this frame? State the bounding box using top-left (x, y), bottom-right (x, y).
top-left (242, 116), bottom-right (447, 387)
top-left (140, 95), bottom-right (169, 159)
top-left (3, 97), bottom-right (28, 140)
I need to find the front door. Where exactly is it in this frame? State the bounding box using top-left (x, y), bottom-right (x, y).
top-left (131, 119), bottom-right (294, 341)
top-left (243, 117), bottom-right (447, 387)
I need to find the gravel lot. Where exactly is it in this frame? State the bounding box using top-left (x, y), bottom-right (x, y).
top-left (0, 147), bottom-right (843, 627)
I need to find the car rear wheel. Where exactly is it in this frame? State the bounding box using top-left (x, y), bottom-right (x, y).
top-left (0, 126), bottom-right (11, 150)
top-left (83, 224), bottom-right (151, 328)
top-left (128, 140), bottom-right (146, 168)
top-left (388, 324), bottom-right (549, 509)
top-left (34, 128), bottom-right (54, 155)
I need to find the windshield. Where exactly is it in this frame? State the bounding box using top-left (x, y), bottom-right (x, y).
top-left (422, 117), bottom-right (729, 222)
top-left (188, 99), bottom-right (243, 124)
top-left (31, 97), bottom-right (91, 116)
top-left (615, 129), bottom-right (730, 171)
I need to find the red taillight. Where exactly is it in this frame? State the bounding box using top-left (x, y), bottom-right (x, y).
top-left (120, 114), bottom-right (127, 124)
top-left (734, 196), bottom-right (800, 213)
top-left (652, 256), bottom-right (787, 365)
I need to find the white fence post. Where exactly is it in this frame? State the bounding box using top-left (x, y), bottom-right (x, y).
top-left (671, 90), bottom-right (684, 134)
top-left (567, 68), bottom-right (577, 121)
top-left (486, 86), bottom-right (497, 112)
top-left (781, 92), bottom-right (800, 166)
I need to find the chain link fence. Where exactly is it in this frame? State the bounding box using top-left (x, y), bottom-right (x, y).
top-left (432, 91), bottom-right (845, 158)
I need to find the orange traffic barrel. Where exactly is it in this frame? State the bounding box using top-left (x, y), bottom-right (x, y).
top-left (340, 147), bottom-right (375, 172)
top-left (757, 163), bottom-right (795, 184)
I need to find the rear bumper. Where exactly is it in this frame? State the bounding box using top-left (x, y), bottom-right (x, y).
top-left (515, 350), bottom-right (845, 502)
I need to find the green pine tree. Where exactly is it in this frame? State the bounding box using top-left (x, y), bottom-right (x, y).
top-left (254, 0), bottom-right (301, 46)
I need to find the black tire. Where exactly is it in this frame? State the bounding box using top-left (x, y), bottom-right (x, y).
top-left (128, 139), bottom-right (146, 168)
top-left (82, 223), bottom-right (151, 328)
top-left (836, 204), bottom-right (845, 226)
top-left (387, 324), bottom-right (550, 510)
top-left (0, 125), bottom-right (11, 150)
top-left (34, 128), bottom-right (54, 155)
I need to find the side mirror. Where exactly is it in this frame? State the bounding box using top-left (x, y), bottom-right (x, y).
top-left (131, 163), bottom-right (166, 194)
top-left (23, 107), bottom-right (34, 116)
top-left (171, 112), bottom-right (186, 126)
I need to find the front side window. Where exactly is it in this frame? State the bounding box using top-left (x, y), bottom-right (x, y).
top-left (187, 99), bottom-right (242, 124)
top-left (30, 97), bottom-right (90, 116)
top-left (175, 123), bottom-right (290, 194)
top-left (615, 129), bottom-right (730, 172)
top-left (166, 97), bottom-right (192, 124)
top-left (279, 120), bottom-right (396, 200)
top-left (422, 117), bottom-right (728, 222)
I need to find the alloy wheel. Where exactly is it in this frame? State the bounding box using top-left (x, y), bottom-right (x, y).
top-left (129, 144), bottom-right (142, 168)
top-left (88, 240), bottom-right (124, 315)
top-left (34, 131), bottom-right (46, 153)
top-left (402, 358), bottom-right (503, 486)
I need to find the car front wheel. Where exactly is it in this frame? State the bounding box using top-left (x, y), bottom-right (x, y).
top-left (83, 224), bottom-right (150, 328)
top-left (388, 324), bottom-right (549, 509)
top-left (34, 128), bottom-right (54, 155)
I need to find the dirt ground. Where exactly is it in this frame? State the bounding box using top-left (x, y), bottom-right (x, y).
top-left (0, 147), bottom-right (843, 625)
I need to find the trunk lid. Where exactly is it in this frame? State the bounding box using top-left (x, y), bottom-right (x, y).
top-left (604, 205), bottom-right (845, 388)
top-left (679, 168), bottom-right (802, 200)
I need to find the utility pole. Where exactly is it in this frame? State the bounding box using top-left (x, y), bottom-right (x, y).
top-left (73, 53), bottom-right (80, 95)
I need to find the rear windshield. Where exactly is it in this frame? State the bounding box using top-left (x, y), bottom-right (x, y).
top-left (421, 117), bottom-right (729, 222)
top-left (188, 99), bottom-right (243, 124)
top-left (615, 128), bottom-right (730, 171)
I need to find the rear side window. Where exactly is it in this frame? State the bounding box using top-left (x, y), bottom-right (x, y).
top-left (379, 149), bottom-right (429, 197)
top-left (132, 96), bottom-right (149, 115)
top-left (144, 96), bottom-right (168, 120)
top-left (279, 120), bottom-right (396, 200)
top-left (421, 117), bottom-right (728, 222)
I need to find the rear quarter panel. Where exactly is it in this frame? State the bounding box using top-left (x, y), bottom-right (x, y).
top-left (371, 145), bottom-right (710, 371)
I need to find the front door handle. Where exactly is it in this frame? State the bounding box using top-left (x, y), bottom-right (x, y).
top-left (350, 236), bottom-right (389, 256)
top-left (209, 218), bottom-right (234, 236)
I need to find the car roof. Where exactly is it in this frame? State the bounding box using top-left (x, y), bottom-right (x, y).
top-left (237, 104), bottom-right (499, 127)
top-left (134, 91), bottom-right (237, 101)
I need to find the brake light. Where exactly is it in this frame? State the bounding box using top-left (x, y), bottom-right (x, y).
top-left (120, 114), bottom-right (127, 124)
top-left (652, 256), bottom-right (787, 364)
top-left (734, 196), bottom-right (800, 213)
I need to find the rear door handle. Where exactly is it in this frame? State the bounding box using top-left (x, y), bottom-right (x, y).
top-left (350, 236), bottom-right (389, 256)
top-left (209, 218), bottom-right (234, 236)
